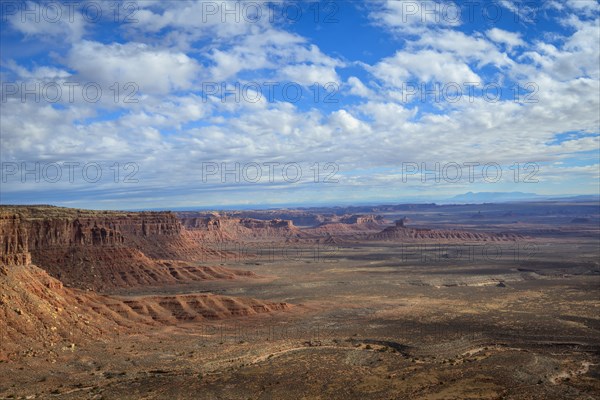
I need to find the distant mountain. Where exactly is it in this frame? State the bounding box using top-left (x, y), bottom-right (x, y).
top-left (448, 192), bottom-right (541, 203)
top-left (447, 192), bottom-right (599, 204)
top-left (551, 195), bottom-right (600, 202)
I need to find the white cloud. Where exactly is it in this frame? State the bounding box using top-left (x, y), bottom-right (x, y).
top-left (371, 49), bottom-right (482, 86)
top-left (3, 60), bottom-right (71, 80)
top-left (328, 110), bottom-right (372, 136)
top-left (66, 41), bottom-right (201, 95)
top-left (2, 0), bottom-right (598, 206)
top-left (413, 30), bottom-right (514, 69)
top-left (499, 0), bottom-right (537, 23)
top-left (7, 1), bottom-right (86, 42)
top-left (517, 17), bottom-right (599, 80)
top-left (279, 64), bottom-right (339, 87)
top-left (208, 30), bottom-right (342, 83)
top-left (486, 28), bottom-right (526, 51)
top-left (564, 0), bottom-right (600, 17)
top-left (370, 0), bottom-right (461, 35)
top-left (124, 0), bottom-right (265, 39)
top-left (347, 77), bottom-right (374, 98)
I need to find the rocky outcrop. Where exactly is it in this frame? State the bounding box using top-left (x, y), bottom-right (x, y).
top-left (180, 215), bottom-right (295, 231)
top-left (300, 215), bottom-right (387, 238)
top-left (201, 211), bottom-right (330, 227)
top-left (370, 224), bottom-right (522, 242)
top-left (239, 218), bottom-right (294, 230)
top-left (113, 294), bottom-right (289, 323)
top-left (339, 214), bottom-right (385, 225)
top-left (178, 213), bottom-right (301, 242)
top-left (0, 206), bottom-right (244, 291)
top-left (22, 210), bottom-right (184, 258)
top-left (0, 263), bottom-right (289, 360)
top-left (0, 207), bottom-right (292, 360)
top-left (0, 213), bottom-right (31, 267)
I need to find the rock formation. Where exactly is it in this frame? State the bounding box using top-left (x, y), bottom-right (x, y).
top-left (0, 206), bottom-right (250, 291)
top-left (0, 262), bottom-right (289, 360)
top-left (178, 213), bottom-right (301, 242)
top-left (0, 213), bottom-right (31, 266)
top-left (0, 206), bottom-right (292, 360)
top-left (370, 222), bottom-right (522, 242)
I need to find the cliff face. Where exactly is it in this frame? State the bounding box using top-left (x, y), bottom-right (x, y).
top-left (180, 215), bottom-right (295, 230)
top-left (178, 213), bottom-right (300, 242)
top-left (339, 214), bottom-right (384, 225)
top-left (238, 218), bottom-right (295, 230)
top-left (0, 207), bottom-right (237, 291)
top-left (179, 210), bottom-right (328, 228)
top-left (370, 225), bottom-right (522, 242)
top-left (21, 210), bottom-right (194, 267)
top-left (0, 207), bottom-right (291, 360)
top-left (0, 213), bottom-right (32, 267)
top-left (25, 212), bottom-right (179, 249)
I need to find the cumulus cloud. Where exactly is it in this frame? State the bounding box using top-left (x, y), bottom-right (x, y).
top-left (369, 0), bottom-right (461, 35)
top-left (66, 41), bottom-right (201, 95)
top-left (486, 28), bottom-right (526, 51)
top-left (1, 0), bottom-right (598, 207)
top-left (371, 49), bottom-right (482, 86)
top-left (347, 77), bottom-right (375, 98)
top-left (6, 0), bottom-right (87, 42)
top-left (207, 30), bottom-right (342, 83)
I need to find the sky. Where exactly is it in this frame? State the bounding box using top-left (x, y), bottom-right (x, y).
top-left (0, 0), bottom-right (599, 209)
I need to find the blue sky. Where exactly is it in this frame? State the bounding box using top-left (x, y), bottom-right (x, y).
top-left (0, 0), bottom-right (599, 209)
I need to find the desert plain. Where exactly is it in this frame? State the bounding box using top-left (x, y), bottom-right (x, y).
top-left (0, 202), bottom-right (598, 399)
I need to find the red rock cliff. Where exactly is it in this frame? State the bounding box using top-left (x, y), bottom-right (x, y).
top-left (0, 206), bottom-right (237, 291)
top-left (178, 213), bottom-right (299, 242)
top-left (0, 213), bottom-right (32, 267)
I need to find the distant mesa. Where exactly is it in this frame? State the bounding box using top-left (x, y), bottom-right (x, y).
top-left (371, 219), bottom-right (522, 242)
top-left (339, 214), bottom-right (385, 225)
top-left (177, 212), bottom-right (301, 242)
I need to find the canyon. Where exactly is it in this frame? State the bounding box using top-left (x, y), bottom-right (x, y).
top-left (1, 202), bottom-right (599, 399)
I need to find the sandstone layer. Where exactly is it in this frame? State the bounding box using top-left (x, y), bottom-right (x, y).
top-left (0, 206), bottom-right (251, 291)
top-left (0, 263), bottom-right (289, 360)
